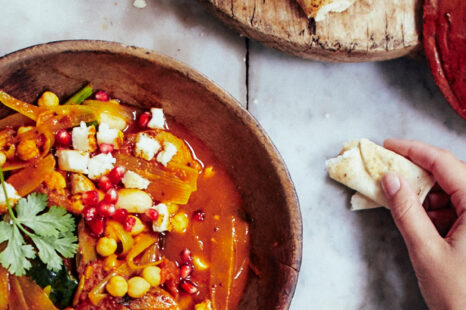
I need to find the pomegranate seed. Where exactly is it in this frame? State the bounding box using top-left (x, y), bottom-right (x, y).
top-left (103, 188), bottom-right (118, 204)
top-left (82, 190), bottom-right (99, 206)
top-left (55, 129), bottom-right (71, 147)
top-left (83, 206), bottom-right (97, 222)
top-left (98, 176), bottom-right (114, 191)
top-left (123, 216), bottom-right (136, 232)
top-left (97, 201), bottom-right (116, 218)
top-left (192, 210), bottom-right (205, 222)
top-left (138, 112), bottom-right (151, 128)
top-left (180, 280), bottom-right (198, 295)
top-left (99, 143), bottom-right (114, 154)
top-left (180, 264), bottom-right (193, 279)
top-left (112, 208), bottom-right (128, 223)
top-left (146, 209), bottom-right (159, 221)
top-left (94, 90), bottom-right (109, 101)
top-left (89, 216), bottom-right (105, 236)
top-left (180, 248), bottom-right (193, 264)
top-left (108, 166), bottom-right (126, 184)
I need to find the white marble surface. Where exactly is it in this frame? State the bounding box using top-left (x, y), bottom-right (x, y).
top-left (2, 1), bottom-right (466, 309)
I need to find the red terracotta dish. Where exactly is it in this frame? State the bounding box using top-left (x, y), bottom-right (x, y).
top-left (423, 0), bottom-right (466, 119)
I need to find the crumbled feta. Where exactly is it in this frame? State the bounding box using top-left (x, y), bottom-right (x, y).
top-left (0, 182), bottom-right (20, 208)
top-left (122, 170), bottom-right (150, 190)
top-left (87, 153), bottom-right (116, 180)
top-left (97, 122), bottom-right (122, 147)
top-left (152, 203), bottom-right (169, 232)
top-left (156, 142), bottom-right (177, 166)
top-left (147, 108), bottom-right (165, 129)
top-left (57, 150), bottom-right (89, 174)
top-left (72, 121), bottom-right (96, 152)
top-left (135, 133), bottom-right (161, 161)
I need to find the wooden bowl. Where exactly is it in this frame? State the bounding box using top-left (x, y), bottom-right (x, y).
top-left (0, 41), bottom-right (302, 309)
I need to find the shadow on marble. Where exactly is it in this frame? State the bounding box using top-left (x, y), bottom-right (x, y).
top-left (353, 208), bottom-right (427, 310)
top-left (376, 58), bottom-right (466, 135)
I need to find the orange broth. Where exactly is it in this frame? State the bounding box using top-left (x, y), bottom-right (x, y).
top-left (162, 120), bottom-right (250, 309)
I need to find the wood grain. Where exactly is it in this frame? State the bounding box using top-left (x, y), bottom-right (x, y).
top-left (200, 0), bottom-right (422, 62)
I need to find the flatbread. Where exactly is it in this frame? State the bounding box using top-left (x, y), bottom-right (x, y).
top-left (326, 139), bottom-right (435, 210)
top-left (295, 0), bottom-right (356, 21)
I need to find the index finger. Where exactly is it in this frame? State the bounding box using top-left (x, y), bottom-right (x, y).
top-left (384, 139), bottom-right (466, 196)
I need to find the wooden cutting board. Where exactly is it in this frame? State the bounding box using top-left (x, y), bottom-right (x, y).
top-left (199, 0), bottom-right (422, 62)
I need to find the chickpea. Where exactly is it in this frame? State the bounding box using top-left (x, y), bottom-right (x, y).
top-left (96, 237), bottom-right (117, 257)
top-left (17, 139), bottom-right (39, 161)
top-left (127, 277), bottom-right (150, 298)
top-left (106, 275), bottom-right (128, 297)
top-left (38, 91), bottom-right (59, 107)
top-left (129, 216), bottom-right (145, 236)
top-left (142, 266), bottom-right (161, 287)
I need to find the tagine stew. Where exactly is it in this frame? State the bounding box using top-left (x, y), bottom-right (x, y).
top-left (0, 86), bottom-right (249, 310)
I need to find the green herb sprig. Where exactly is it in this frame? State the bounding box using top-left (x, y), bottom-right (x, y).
top-left (0, 167), bottom-right (78, 276)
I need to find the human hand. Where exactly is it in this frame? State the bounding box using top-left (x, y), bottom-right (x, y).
top-left (381, 139), bottom-right (466, 310)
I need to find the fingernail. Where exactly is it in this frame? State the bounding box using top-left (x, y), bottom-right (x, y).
top-left (382, 172), bottom-right (401, 197)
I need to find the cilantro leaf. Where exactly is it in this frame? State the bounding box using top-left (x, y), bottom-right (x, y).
top-left (17, 197), bottom-right (75, 238)
top-left (15, 192), bottom-right (48, 219)
top-left (0, 225), bottom-right (35, 276)
top-left (31, 233), bottom-right (78, 272)
top-left (0, 168), bottom-right (78, 276)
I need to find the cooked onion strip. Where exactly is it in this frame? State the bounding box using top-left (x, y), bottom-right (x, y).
top-left (126, 233), bottom-right (161, 271)
top-left (7, 154), bottom-right (55, 197)
top-left (0, 91), bottom-right (41, 120)
top-left (105, 220), bottom-right (134, 256)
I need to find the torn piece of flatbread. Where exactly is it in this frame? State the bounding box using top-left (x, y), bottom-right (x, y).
top-left (325, 139), bottom-right (435, 210)
top-left (295, 0), bottom-right (356, 21)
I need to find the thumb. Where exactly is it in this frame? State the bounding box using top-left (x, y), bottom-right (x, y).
top-left (382, 172), bottom-right (442, 252)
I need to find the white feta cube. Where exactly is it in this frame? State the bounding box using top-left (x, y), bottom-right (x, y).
top-left (72, 121), bottom-right (95, 152)
top-left (156, 142), bottom-right (177, 166)
top-left (97, 122), bottom-right (122, 147)
top-left (152, 203), bottom-right (169, 232)
top-left (57, 150), bottom-right (89, 174)
top-left (147, 108), bottom-right (165, 129)
top-left (87, 153), bottom-right (116, 180)
top-left (135, 133), bottom-right (161, 161)
top-left (122, 170), bottom-right (150, 190)
top-left (0, 182), bottom-right (20, 209)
